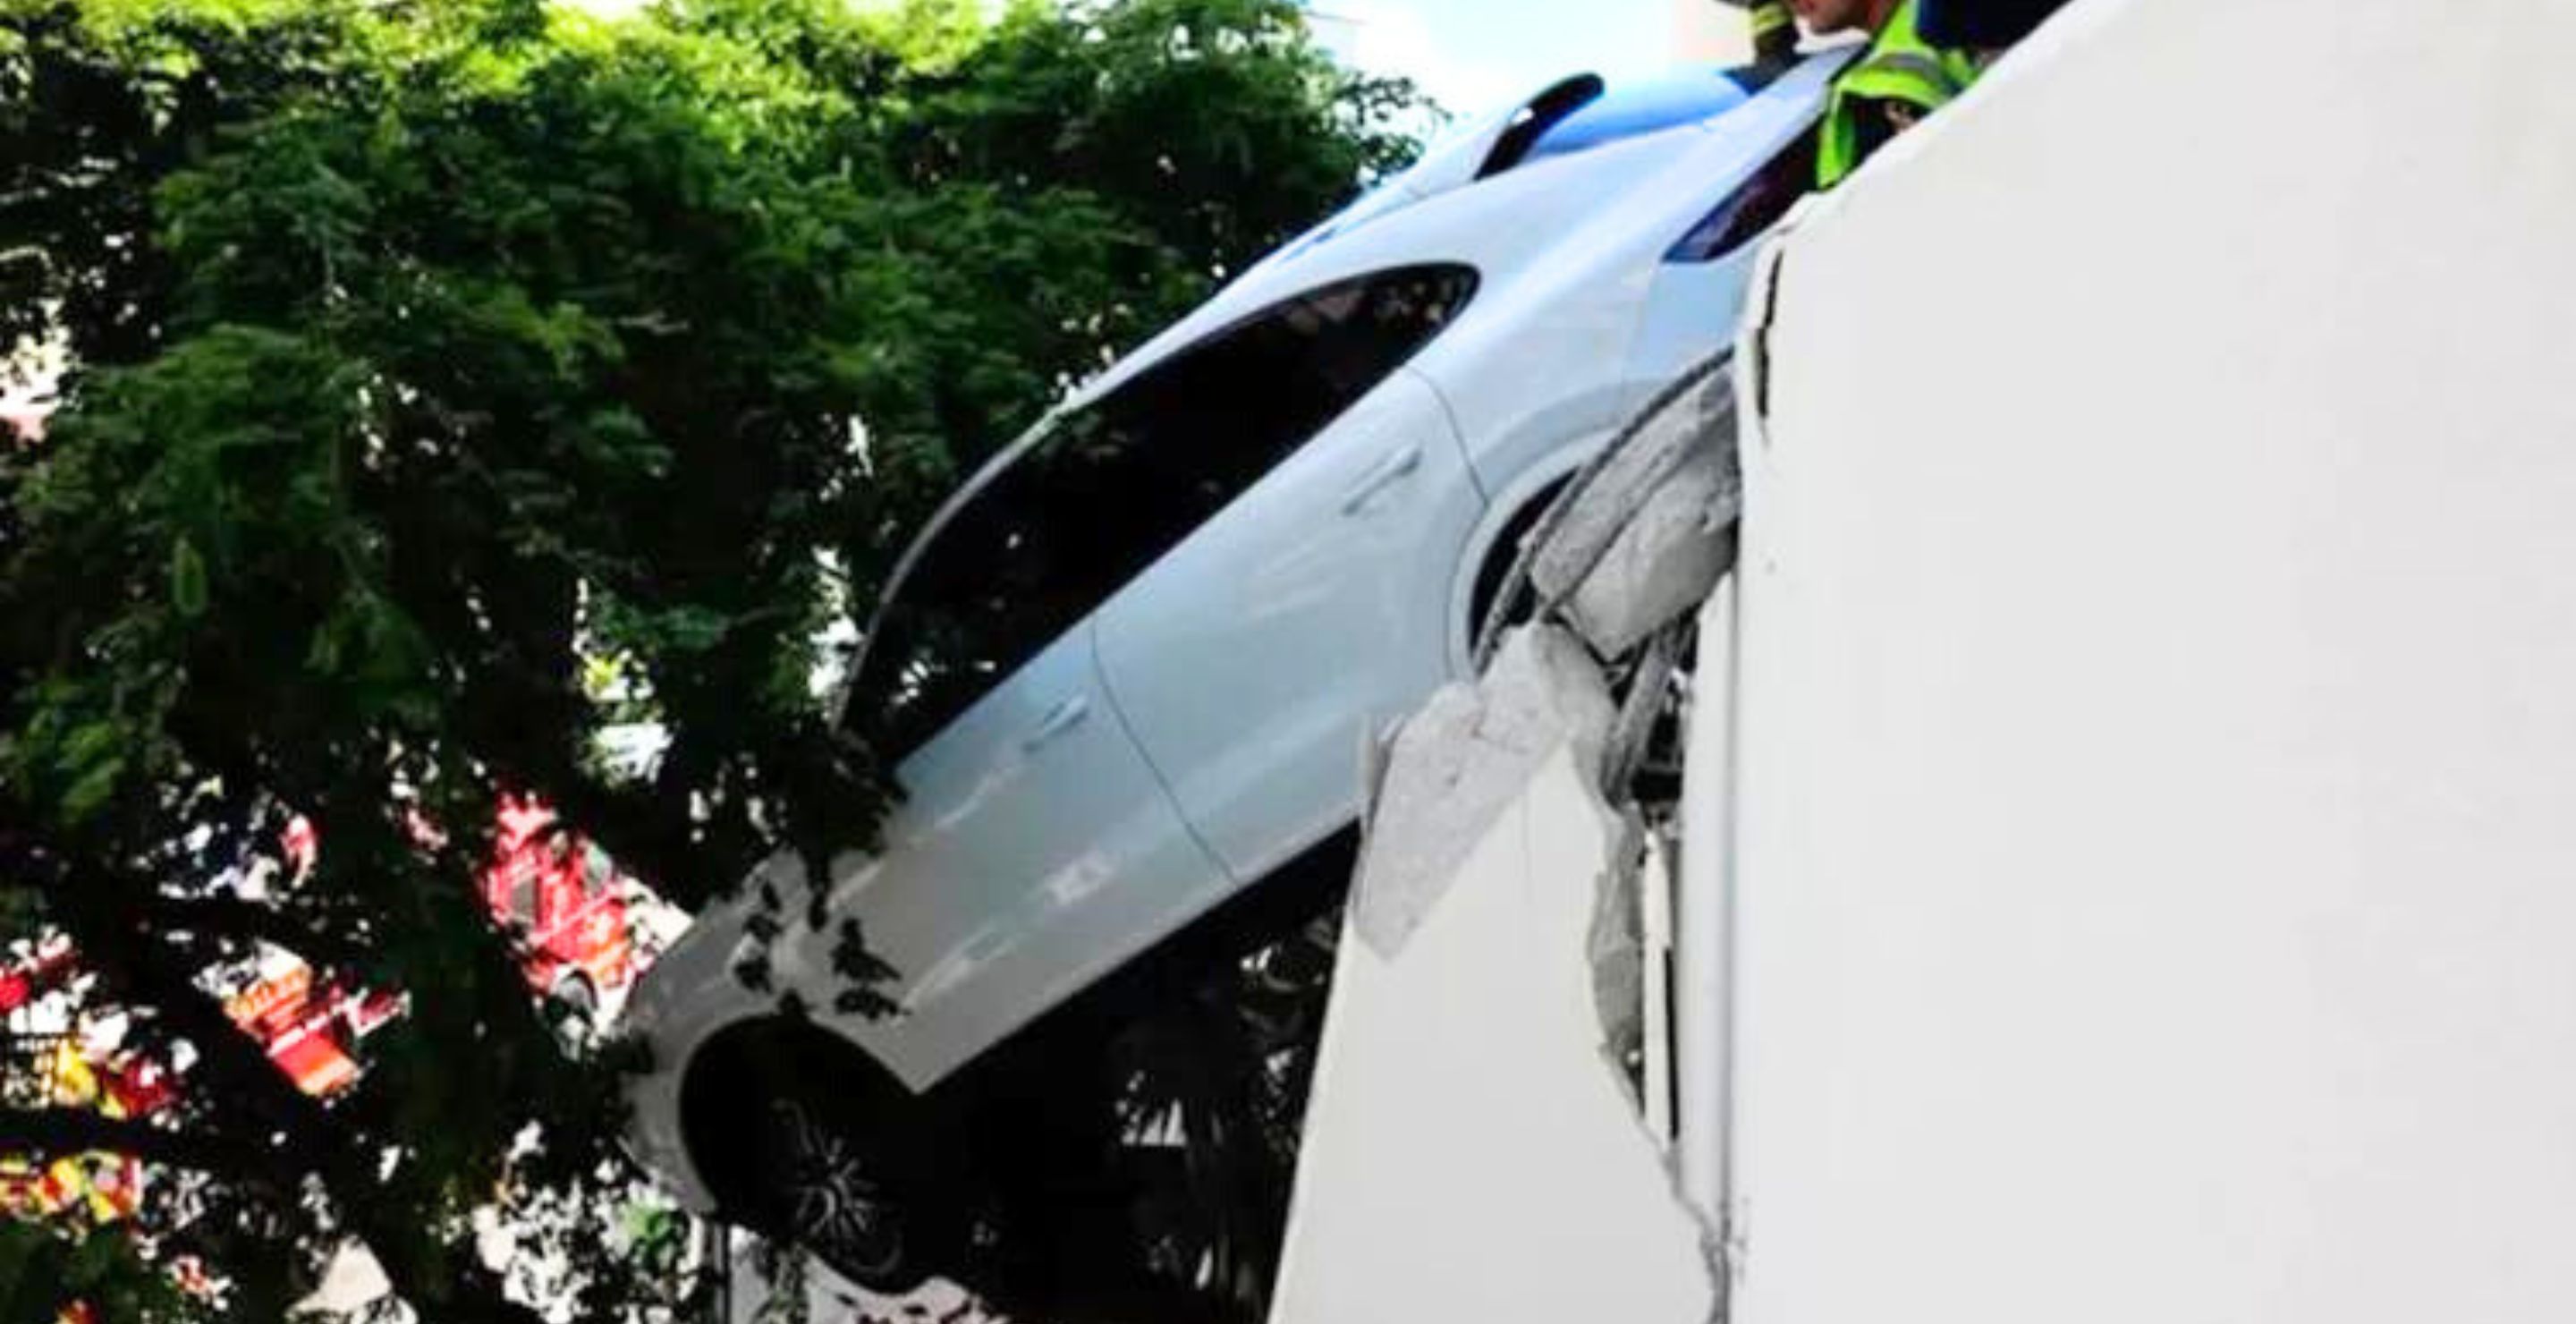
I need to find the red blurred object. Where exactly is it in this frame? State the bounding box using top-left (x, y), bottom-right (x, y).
top-left (250, 794), bottom-right (636, 1092)
top-left (0, 940), bottom-right (80, 1014)
top-left (0, 797), bottom-right (640, 1105)
top-left (479, 796), bottom-right (635, 1003)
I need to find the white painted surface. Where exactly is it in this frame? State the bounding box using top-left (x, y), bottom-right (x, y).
top-left (1669, 1), bottom-right (1753, 67)
top-left (1731, 2), bottom-right (2576, 1321)
top-left (1268, 751), bottom-right (1713, 1324)
top-left (798, 617), bottom-right (1230, 1093)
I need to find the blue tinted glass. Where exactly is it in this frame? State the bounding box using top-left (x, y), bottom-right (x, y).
top-left (1522, 71), bottom-right (1754, 164)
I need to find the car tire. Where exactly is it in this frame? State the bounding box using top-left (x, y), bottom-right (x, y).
top-left (686, 1023), bottom-right (963, 1296)
top-left (742, 1093), bottom-right (937, 1294)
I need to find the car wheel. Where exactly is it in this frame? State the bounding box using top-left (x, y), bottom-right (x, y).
top-left (685, 1022), bottom-right (978, 1294)
top-left (744, 1093), bottom-right (940, 1294)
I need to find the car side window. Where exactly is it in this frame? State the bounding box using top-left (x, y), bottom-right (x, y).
top-left (855, 263), bottom-right (1477, 760)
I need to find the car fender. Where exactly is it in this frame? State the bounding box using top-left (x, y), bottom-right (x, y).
top-left (619, 895), bottom-right (789, 1213)
top-left (1445, 428), bottom-right (1617, 677)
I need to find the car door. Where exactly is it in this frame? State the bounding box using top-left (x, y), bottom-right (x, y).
top-left (1092, 265), bottom-right (1488, 885)
top-left (818, 441), bottom-right (1236, 1088)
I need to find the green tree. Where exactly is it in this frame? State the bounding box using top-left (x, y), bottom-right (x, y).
top-left (0, 0), bottom-right (1422, 1318)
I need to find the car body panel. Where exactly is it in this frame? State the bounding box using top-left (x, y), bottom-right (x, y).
top-left (786, 623), bottom-right (1228, 1091)
top-left (620, 893), bottom-right (764, 1209)
top-left (1418, 47), bottom-right (1847, 493)
top-left (1095, 368), bottom-right (1484, 886)
top-left (1442, 432), bottom-right (1615, 675)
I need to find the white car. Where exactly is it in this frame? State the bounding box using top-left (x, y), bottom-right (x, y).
top-left (622, 49), bottom-right (1849, 1288)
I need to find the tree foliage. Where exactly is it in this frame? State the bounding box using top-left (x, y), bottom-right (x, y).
top-left (0, 0), bottom-right (1422, 1316)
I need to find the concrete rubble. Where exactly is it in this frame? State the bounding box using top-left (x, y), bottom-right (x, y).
top-left (1348, 624), bottom-right (1614, 960)
top-left (1528, 363), bottom-right (1742, 660)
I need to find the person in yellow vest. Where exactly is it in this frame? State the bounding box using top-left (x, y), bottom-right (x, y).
top-left (1792, 0), bottom-right (1983, 188)
top-left (1748, 1), bottom-right (1800, 66)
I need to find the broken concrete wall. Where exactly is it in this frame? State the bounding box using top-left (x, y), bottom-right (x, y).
top-left (1349, 625), bottom-right (1615, 959)
top-left (1269, 220), bottom-right (1754, 1324)
top-left (1526, 363), bottom-right (1742, 661)
top-left (1267, 749), bottom-right (1713, 1324)
top-left (1728, 1), bottom-right (2576, 1322)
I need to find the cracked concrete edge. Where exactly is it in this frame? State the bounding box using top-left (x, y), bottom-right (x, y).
top-left (1564, 451), bottom-right (1742, 659)
top-left (1350, 624), bottom-right (1617, 960)
top-left (1588, 805), bottom-right (1651, 1113)
top-left (1530, 369), bottom-right (1730, 597)
top-left (1339, 623), bottom-right (1735, 1320)
top-left (1533, 369), bottom-right (1744, 656)
top-left (1341, 357), bottom-right (1755, 1314)
top-left (1584, 807), bottom-right (1738, 1324)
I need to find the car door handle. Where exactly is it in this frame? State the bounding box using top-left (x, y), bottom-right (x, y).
top-left (1022, 695), bottom-right (1091, 752)
top-left (1340, 445), bottom-right (1424, 515)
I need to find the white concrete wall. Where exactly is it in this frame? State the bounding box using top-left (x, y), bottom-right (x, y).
top-left (1727, 2), bottom-right (2576, 1321)
top-left (1269, 751), bottom-right (1712, 1324)
top-left (1671, 0), bottom-right (1753, 66)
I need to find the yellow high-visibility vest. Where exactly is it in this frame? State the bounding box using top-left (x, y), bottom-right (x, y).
top-left (1817, 0), bottom-right (1983, 188)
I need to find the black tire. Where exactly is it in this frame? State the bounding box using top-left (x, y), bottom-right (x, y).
top-left (685, 1023), bottom-right (959, 1295)
top-left (745, 1095), bottom-right (926, 1293)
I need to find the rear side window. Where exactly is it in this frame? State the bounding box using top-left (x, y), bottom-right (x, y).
top-left (855, 264), bottom-right (1478, 758)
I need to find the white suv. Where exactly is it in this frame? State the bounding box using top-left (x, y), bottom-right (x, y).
top-left (621, 49), bottom-right (1848, 1289)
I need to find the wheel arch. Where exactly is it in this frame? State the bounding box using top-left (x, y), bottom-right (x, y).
top-left (675, 1015), bottom-right (911, 1220)
top-left (1445, 433), bottom-right (1612, 676)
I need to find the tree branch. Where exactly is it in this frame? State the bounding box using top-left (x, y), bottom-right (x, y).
top-left (53, 864), bottom-right (550, 1324)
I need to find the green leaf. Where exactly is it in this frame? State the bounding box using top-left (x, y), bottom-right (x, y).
top-left (170, 537), bottom-right (209, 617)
top-left (61, 756), bottom-right (126, 822)
top-left (57, 722), bottom-right (122, 776)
